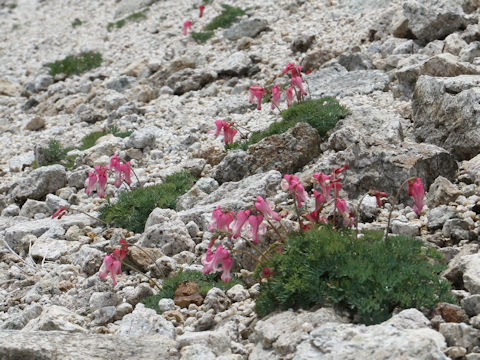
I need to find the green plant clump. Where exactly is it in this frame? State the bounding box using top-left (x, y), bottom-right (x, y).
top-left (36, 139), bottom-right (76, 169)
top-left (141, 270), bottom-right (242, 314)
top-left (107, 11), bottom-right (147, 31)
top-left (191, 31), bottom-right (215, 43)
top-left (204, 4), bottom-right (245, 31)
top-left (72, 18), bottom-right (83, 27)
top-left (100, 171), bottom-right (196, 233)
top-left (79, 126), bottom-right (132, 151)
top-left (228, 97), bottom-right (349, 151)
top-left (255, 227), bottom-right (456, 325)
top-left (46, 52), bottom-right (102, 77)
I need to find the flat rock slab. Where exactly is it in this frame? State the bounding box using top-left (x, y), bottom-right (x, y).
top-left (307, 69), bottom-right (389, 98)
top-left (0, 330), bottom-right (179, 360)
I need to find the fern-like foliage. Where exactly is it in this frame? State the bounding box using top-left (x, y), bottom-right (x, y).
top-left (255, 227), bottom-right (456, 325)
top-left (99, 171), bottom-right (195, 233)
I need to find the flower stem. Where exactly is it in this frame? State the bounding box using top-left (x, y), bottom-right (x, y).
top-left (121, 261), bottom-right (162, 291)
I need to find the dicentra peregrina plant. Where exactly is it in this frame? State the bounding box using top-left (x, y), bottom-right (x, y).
top-left (183, 20), bottom-right (192, 35)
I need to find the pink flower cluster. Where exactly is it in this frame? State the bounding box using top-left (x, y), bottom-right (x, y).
top-left (408, 177), bottom-right (425, 215)
top-left (99, 239), bottom-right (130, 286)
top-left (213, 120), bottom-right (237, 145)
top-left (248, 61), bottom-right (308, 112)
top-left (202, 196), bottom-right (281, 281)
top-left (183, 4), bottom-right (207, 35)
top-left (86, 154), bottom-right (132, 198)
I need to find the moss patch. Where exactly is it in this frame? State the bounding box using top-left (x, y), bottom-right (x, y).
top-left (99, 171), bottom-right (196, 233)
top-left (191, 31), bottom-right (214, 43)
top-left (79, 126), bottom-right (132, 151)
top-left (107, 11), bottom-right (147, 31)
top-left (204, 4), bottom-right (245, 31)
top-left (227, 97), bottom-right (349, 151)
top-left (46, 52), bottom-right (102, 77)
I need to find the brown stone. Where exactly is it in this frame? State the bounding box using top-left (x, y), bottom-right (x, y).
top-left (433, 303), bottom-right (468, 323)
top-left (25, 116), bottom-right (45, 131)
top-left (127, 247), bottom-right (163, 272)
top-left (163, 310), bottom-right (184, 325)
top-left (173, 281), bottom-right (204, 308)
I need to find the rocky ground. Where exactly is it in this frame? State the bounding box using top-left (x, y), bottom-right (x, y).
top-left (1, 0), bottom-right (480, 359)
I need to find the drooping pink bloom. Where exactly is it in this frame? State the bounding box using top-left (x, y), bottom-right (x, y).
top-left (86, 170), bottom-right (98, 195)
top-left (408, 178), bottom-right (425, 215)
top-left (370, 190), bottom-right (388, 207)
top-left (249, 85), bottom-right (265, 110)
top-left (254, 196), bottom-right (280, 221)
top-left (248, 213), bottom-right (265, 244)
top-left (94, 165), bottom-right (108, 198)
top-left (231, 209), bottom-right (250, 238)
top-left (286, 86), bottom-right (294, 107)
top-left (208, 206), bottom-right (234, 234)
top-left (263, 267), bottom-right (274, 277)
top-left (282, 62), bottom-right (302, 78)
top-left (213, 120), bottom-right (237, 144)
top-left (291, 75), bottom-right (307, 96)
top-left (313, 189), bottom-right (324, 212)
top-left (313, 172), bottom-right (333, 202)
top-left (98, 254), bottom-right (122, 286)
top-left (52, 206), bottom-right (67, 219)
top-left (303, 210), bottom-right (327, 224)
top-left (214, 120), bottom-right (227, 137)
top-left (223, 122), bottom-right (237, 145)
top-left (281, 174), bottom-right (309, 208)
top-left (271, 84), bottom-right (282, 110)
top-left (199, 5), bottom-right (205, 18)
top-left (336, 198), bottom-right (353, 227)
top-left (108, 153), bottom-right (121, 172)
top-left (201, 244), bottom-right (233, 282)
top-left (220, 255), bottom-right (233, 282)
top-left (183, 20), bottom-right (192, 35)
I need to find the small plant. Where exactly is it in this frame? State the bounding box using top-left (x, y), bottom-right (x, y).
top-left (9, 3), bottom-right (17, 9)
top-left (79, 126), bottom-right (132, 151)
top-left (191, 31), bottom-right (214, 43)
top-left (46, 52), bottom-right (102, 77)
top-left (226, 97), bottom-right (349, 151)
top-left (254, 227), bottom-right (456, 324)
top-left (99, 171), bottom-right (196, 233)
top-left (141, 270), bottom-right (242, 313)
top-left (204, 4), bottom-right (245, 31)
top-left (72, 18), bottom-right (83, 27)
top-left (107, 11), bottom-right (147, 31)
top-left (36, 140), bottom-right (76, 169)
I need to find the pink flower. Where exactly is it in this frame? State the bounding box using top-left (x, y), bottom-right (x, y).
top-left (271, 84), bottom-right (282, 110)
top-left (98, 254), bottom-right (122, 286)
top-left (52, 206), bottom-right (67, 219)
top-left (313, 172), bottom-right (333, 202)
top-left (201, 244), bottom-right (233, 282)
top-left (248, 213), bottom-right (265, 244)
top-left (291, 75), bottom-right (307, 96)
top-left (108, 154), bottom-right (121, 172)
top-left (223, 123), bottom-right (237, 145)
top-left (282, 62), bottom-right (302, 78)
top-left (208, 205), bottom-right (234, 234)
top-left (183, 20), bottom-right (192, 35)
top-left (199, 5), bottom-right (205, 18)
top-left (313, 189), bottom-right (324, 212)
top-left (220, 255), bottom-right (233, 282)
top-left (282, 174), bottom-right (309, 208)
top-left (214, 120), bottom-right (227, 137)
top-left (231, 209), bottom-right (250, 238)
top-left (86, 170), bottom-right (98, 195)
top-left (213, 120), bottom-right (237, 144)
top-left (336, 198), bottom-right (353, 227)
top-left (94, 165), bottom-right (108, 198)
top-left (254, 196), bottom-right (280, 221)
top-left (249, 85), bottom-right (265, 110)
top-left (408, 178), bottom-right (425, 215)
top-left (370, 190), bottom-right (388, 207)
top-left (286, 86), bottom-right (294, 107)
top-left (263, 267), bottom-right (274, 277)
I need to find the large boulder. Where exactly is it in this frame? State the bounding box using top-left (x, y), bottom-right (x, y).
top-left (10, 165), bottom-right (67, 203)
top-left (412, 75), bottom-right (480, 160)
top-left (303, 139), bottom-right (458, 202)
top-left (402, 0), bottom-right (471, 44)
top-left (395, 53), bottom-right (480, 98)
